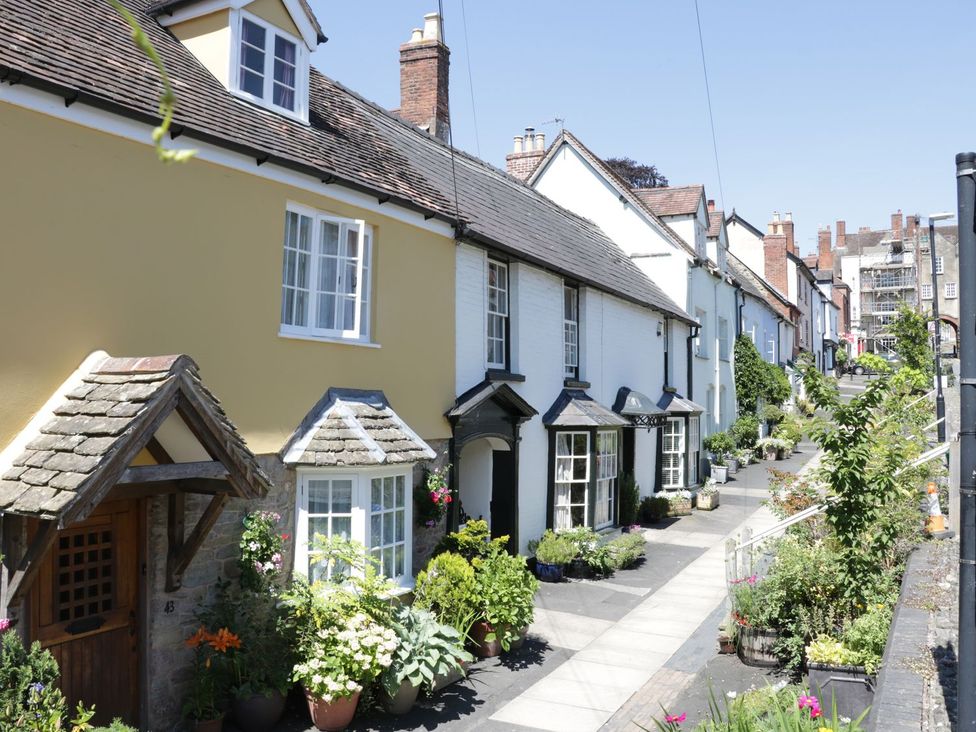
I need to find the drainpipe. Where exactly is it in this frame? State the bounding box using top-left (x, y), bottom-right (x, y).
top-left (686, 325), bottom-right (698, 399)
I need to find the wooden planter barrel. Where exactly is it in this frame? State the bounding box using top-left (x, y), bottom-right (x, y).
top-left (736, 624), bottom-right (781, 667)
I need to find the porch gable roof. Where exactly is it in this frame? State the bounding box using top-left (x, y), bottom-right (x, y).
top-left (657, 391), bottom-right (705, 415)
top-left (0, 353), bottom-right (270, 526)
top-left (543, 389), bottom-right (630, 428)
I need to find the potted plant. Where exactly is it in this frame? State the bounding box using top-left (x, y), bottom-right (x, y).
top-left (470, 549), bottom-right (539, 657)
top-left (532, 530), bottom-right (576, 582)
top-left (704, 431), bottom-right (735, 482)
top-left (710, 454), bottom-right (729, 483)
top-left (380, 606), bottom-right (472, 715)
top-left (665, 490), bottom-right (693, 517)
top-left (729, 576), bottom-right (780, 668)
top-left (293, 611), bottom-right (397, 731)
top-left (561, 526), bottom-right (599, 578)
top-left (638, 495), bottom-right (670, 524)
top-left (182, 625), bottom-right (235, 732)
top-left (697, 478), bottom-right (720, 511)
top-left (735, 448), bottom-right (752, 467)
top-left (618, 472), bottom-right (640, 528)
top-left (757, 437), bottom-right (783, 461)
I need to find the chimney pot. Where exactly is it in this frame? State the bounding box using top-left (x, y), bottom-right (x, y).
top-left (773, 211), bottom-right (780, 222)
top-left (707, 199), bottom-right (715, 212)
top-left (534, 132), bottom-right (545, 151)
top-left (513, 136), bottom-right (523, 153)
top-left (785, 211), bottom-right (793, 222)
top-left (506, 125), bottom-right (545, 180)
top-left (422, 12), bottom-right (441, 41)
top-left (409, 28), bottom-right (423, 43)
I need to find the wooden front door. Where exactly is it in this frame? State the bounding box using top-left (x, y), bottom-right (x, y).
top-left (31, 499), bottom-right (141, 727)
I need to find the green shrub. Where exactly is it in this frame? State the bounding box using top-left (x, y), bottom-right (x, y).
top-left (533, 530), bottom-right (577, 565)
top-left (618, 472), bottom-right (640, 525)
top-left (432, 519), bottom-right (508, 560)
top-left (413, 551), bottom-right (479, 639)
top-left (606, 533), bottom-right (645, 570)
top-left (855, 352), bottom-right (891, 373)
top-left (472, 549), bottom-right (538, 650)
top-left (93, 721), bottom-right (139, 732)
top-left (638, 495), bottom-right (669, 523)
top-left (772, 415), bottom-right (803, 447)
top-left (762, 404), bottom-right (785, 424)
top-left (841, 603), bottom-right (893, 674)
top-left (0, 630), bottom-right (71, 731)
top-left (702, 431), bottom-right (735, 458)
top-left (730, 414), bottom-right (760, 449)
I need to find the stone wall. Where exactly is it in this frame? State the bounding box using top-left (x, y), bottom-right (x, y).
top-left (411, 438), bottom-right (449, 575)
top-left (145, 456), bottom-right (295, 731)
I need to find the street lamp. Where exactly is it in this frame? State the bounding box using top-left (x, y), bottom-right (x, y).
top-left (928, 211), bottom-right (954, 442)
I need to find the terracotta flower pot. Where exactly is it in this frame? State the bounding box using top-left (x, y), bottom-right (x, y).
top-left (470, 620), bottom-right (505, 658)
top-left (305, 688), bottom-right (361, 732)
top-left (232, 690), bottom-right (285, 732)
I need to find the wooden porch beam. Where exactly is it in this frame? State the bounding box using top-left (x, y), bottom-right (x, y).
top-left (165, 493), bottom-right (228, 592)
top-left (118, 461), bottom-right (228, 484)
top-left (5, 520), bottom-right (58, 609)
top-left (104, 478), bottom-right (232, 501)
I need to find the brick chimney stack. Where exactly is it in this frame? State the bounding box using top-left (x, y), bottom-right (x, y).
top-left (505, 127), bottom-right (546, 180)
top-left (817, 226), bottom-right (832, 271)
top-left (891, 210), bottom-right (903, 240)
top-left (906, 214), bottom-right (917, 239)
top-left (782, 212), bottom-right (795, 254)
top-left (836, 220), bottom-right (846, 249)
top-left (399, 13), bottom-right (450, 142)
top-left (763, 232), bottom-right (789, 295)
top-left (707, 199), bottom-right (715, 213)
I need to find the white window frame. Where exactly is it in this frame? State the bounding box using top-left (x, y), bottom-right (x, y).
top-left (230, 9), bottom-right (310, 123)
top-left (279, 203), bottom-right (372, 343)
top-left (487, 260), bottom-right (509, 369)
top-left (662, 418), bottom-right (685, 489)
top-left (295, 468), bottom-right (413, 587)
top-left (595, 431), bottom-right (618, 529)
top-left (945, 282), bottom-right (958, 299)
top-left (921, 283), bottom-right (933, 300)
top-left (563, 285), bottom-right (579, 379)
top-left (935, 256), bottom-right (945, 275)
top-left (718, 317), bottom-right (730, 361)
top-left (687, 415), bottom-right (700, 486)
top-left (554, 431), bottom-right (590, 530)
top-left (694, 309), bottom-right (707, 358)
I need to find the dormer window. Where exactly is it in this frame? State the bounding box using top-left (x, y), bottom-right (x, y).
top-left (233, 11), bottom-right (308, 119)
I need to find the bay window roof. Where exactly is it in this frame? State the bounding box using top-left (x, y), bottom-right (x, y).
top-left (281, 388), bottom-right (434, 467)
top-left (542, 390), bottom-right (630, 428)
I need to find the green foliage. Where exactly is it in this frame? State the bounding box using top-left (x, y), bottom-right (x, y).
top-left (734, 335), bottom-right (768, 413)
top-left (890, 366), bottom-right (929, 394)
top-left (891, 303), bottom-right (933, 374)
top-left (764, 361), bottom-right (793, 406)
top-left (648, 682), bottom-right (868, 731)
top-left (854, 352), bottom-right (891, 374)
top-left (412, 552), bottom-right (479, 639)
top-left (604, 157), bottom-right (668, 188)
top-left (432, 519), bottom-right (508, 561)
top-left (380, 605), bottom-right (471, 697)
top-left (639, 495), bottom-right (670, 523)
top-left (703, 430), bottom-right (736, 459)
top-left (239, 510), bottom-right (284, 593)
top-left (762, 404), bottom-right (786, 425)
top-left (619, 472), bottom-right (640, 525)
top-left (806, 636), bottom-right (861, 668)
top-left (533, 530), bottom-right (577, 565)
top-left (731, 414), bottom-right (760, 449)
top-left (0, 630), bottom-right (73, 731)
top-left (91, 720), bottom-right (138, 732)
top-left (841, 603), bottom-right (893, 674)
top-left (604, 533), bottom-right (646, 571)
top-left (771, 415), bottom-right (804, 448)
top-left (835, 349), bottom-right (849, 366)
top-left (109, 0), bottom-right (196, 163)
top-left (472, 549), bottom-right (538, 650)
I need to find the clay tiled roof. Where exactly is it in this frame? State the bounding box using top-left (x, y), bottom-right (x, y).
top-left (0, 354), bottom-right (270, 524)
top-left (282, 389), bottom-right (434, 467)
top-left (634, 186), bottom-right (704, 218)
top-left (707, 210), bottom-right (724, 239)
top-left (0, 0), bottom-right (693, 324)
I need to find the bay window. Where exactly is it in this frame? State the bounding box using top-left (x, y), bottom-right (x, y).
top-left (295, 469), bottom-right (411, 586)
top-left (595, 431), bottom-right (618, 528)
top-left (554, 432), bottom-right (589, 530)
top-left (280, 205), bottom-right (372, 342)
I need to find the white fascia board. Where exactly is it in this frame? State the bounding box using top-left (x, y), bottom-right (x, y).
top-left (156, 0), bottom-right (319, 50)
top-left (0, 83), bottom-right (455, 240)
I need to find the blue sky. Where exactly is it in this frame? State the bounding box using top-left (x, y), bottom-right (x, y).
top-left (309, 1), bottom-right (975, 255)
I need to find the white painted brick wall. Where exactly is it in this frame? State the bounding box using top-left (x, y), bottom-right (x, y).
top-left (456, 243), bottom-right (486, 394)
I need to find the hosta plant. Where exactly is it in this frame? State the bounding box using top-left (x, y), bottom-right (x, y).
top-left (380, 606), bottom-right (472, 696)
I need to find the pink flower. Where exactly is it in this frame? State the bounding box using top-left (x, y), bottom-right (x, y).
top-left (664, 712), bottom-right (686, 723)
top-left (0, 618), bottom-right (11, 633)
top-left (798, 695), bottom-right (822, 718)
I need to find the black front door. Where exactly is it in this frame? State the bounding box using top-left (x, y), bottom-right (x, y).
top-left (490, 450), bottom-right (517, 551)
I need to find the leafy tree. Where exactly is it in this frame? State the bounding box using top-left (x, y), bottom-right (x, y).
top-left (603, 157), bottom-right (668, 189)
top-left (734, 335), bottom-right (791, 413)
top-left (891, 303), bottom-right (933, 374)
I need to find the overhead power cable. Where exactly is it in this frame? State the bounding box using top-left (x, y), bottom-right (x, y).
top-left (459, 0), bottom-right (481, 157)
top-left (437, 0), bottom-right (463, 231)
top-left (694, 0), bottom-right (725, 211)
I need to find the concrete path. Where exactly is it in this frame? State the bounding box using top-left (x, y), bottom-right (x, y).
top-left (489, 445), bottom-right (821, 732)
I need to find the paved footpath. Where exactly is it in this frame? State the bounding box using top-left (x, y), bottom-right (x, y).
top-left (489, 443), bottom-right (822, 732)
top-left (267, 443), bottom-right (820, 732)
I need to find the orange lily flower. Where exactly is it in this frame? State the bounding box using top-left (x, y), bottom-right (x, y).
top-left (209, 627), bottom-right (241, 653)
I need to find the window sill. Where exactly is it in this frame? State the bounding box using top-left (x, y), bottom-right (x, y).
top-left (485, 369), bottom-right (526, 383)
top-left (278, 330), bottom-right (381, 348)
top-left (564, 379), bottom-right (591, 389)
top-left (694, 352), bottom-right (709, 360)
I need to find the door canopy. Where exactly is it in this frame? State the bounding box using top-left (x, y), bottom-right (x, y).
top-left (447, 380), bottom-right (537, 448)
